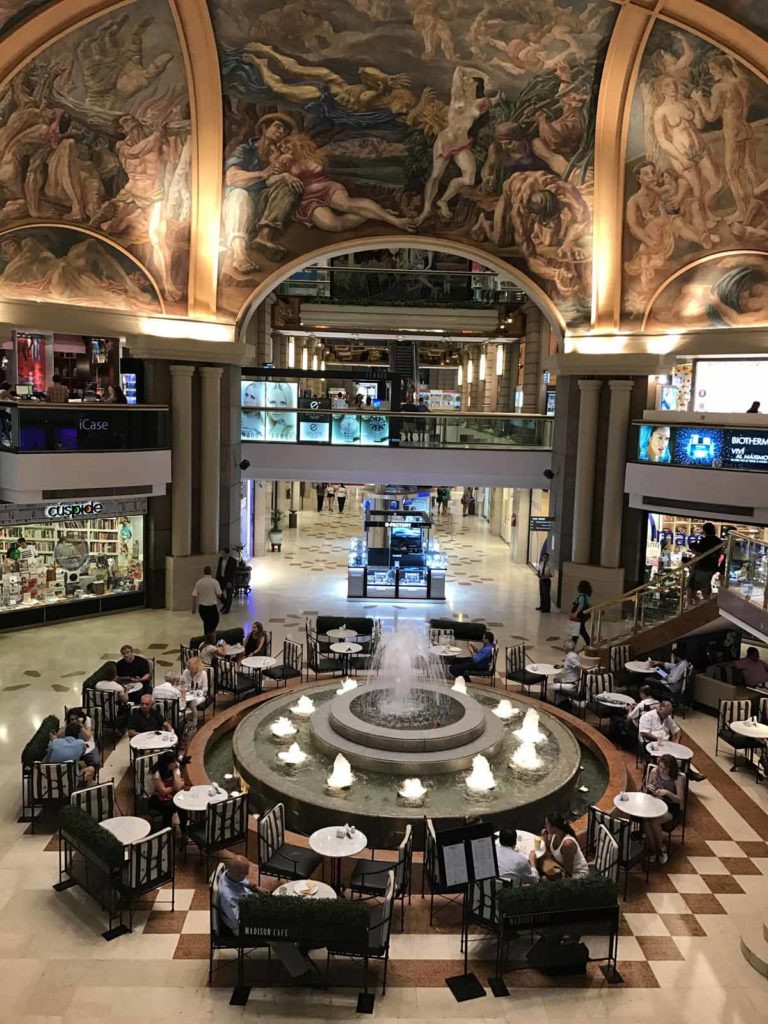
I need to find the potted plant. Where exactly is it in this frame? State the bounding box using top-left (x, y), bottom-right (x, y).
top-left (268, 508), bottom-right (284, 552)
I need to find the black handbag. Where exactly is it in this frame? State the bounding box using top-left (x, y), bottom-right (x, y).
top-left (526, 931), bottom-right (589, 975)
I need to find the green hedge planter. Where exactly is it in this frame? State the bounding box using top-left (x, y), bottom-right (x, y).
top-left (21, 715), bottom-right (60, 768)
top-left (240, 892), bottom-right (368, 946)
top-left (498, 875), bottom-right (618, 919)
top-left (59, 805), bottom-right (125, 869)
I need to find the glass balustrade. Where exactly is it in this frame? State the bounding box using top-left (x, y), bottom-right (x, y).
top-left (1, 402), bottom-right (170, 452)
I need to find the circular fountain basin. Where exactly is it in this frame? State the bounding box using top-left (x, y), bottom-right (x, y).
top-left (311, 682), bottom-right (499, 772)
top-left (230, 682), bottom-right (588, 847)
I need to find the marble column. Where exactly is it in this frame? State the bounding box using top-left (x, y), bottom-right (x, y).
top-left (600, 379), bottom-right (635, 569)
top-left (571, 379), bottom-right (602, 565)
top-left (199, 366), bottom-right (223, 554)
top-left (170, 364), bottom-right (195, 557)
top-left (522, 304), bottom-right (542, 414)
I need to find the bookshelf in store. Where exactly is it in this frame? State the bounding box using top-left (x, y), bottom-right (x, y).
top-left (0, 519), bottom-right (122, 555)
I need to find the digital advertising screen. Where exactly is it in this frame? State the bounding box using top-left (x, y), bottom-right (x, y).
top-left (360, 414), bottom-right (389, 445)
top-left (265, 381), bottom-right (297, 409)
top-left (722, 430), bottom-right (768, 470)
top-left (331, 413), bottom-right (361, 445)
top-left (241, 410), bottom-right (265, 441)
top-left (299, 418), bottom-right (330, 443)
top-left (265, 410), bottom-right (297, 442)
top-left (241, 380), bottom-right (265, 407)
top-left (672, 426), bottom-right (724, 468)
top-left (636, 423), bottom-right (673, 464)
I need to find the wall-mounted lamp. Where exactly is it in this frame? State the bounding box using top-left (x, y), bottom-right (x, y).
top-left (479, 351), bottom-right (486, 382)
top-left (457, 364), bottom-right (463, 387)
top-left (312, 353), bottom-right (318, 372)
top-left (467, 358), bottom-right (474, 385)
top-left (301, 347), bottom-right (308, 371)
top-left (496, 345), bottom-right (504, 376)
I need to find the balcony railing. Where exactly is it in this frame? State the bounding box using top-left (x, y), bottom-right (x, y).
top-left (240, 408), bottom-right (553, 450)
top-left (0, 402), bottom-right (170, 452)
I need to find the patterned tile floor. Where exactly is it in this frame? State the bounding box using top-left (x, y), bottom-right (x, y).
top-left (1, 497), bottom-right (768, 1020)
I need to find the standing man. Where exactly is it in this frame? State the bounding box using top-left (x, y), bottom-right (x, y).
top-left (336, 484), bottom-right (347, 514)
top-left (315, 482), bottom-right (327, 513)
top-left (216, 547), bottom-right (237, 615)
top-left (192, 566), bottom-right (222, 635)
top-left (536, 550), bottom-right (552, 612)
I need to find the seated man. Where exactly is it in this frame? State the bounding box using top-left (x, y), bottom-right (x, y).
top-left (64, 707), bottom-right (100, 771)
top-left (128, 694), bottom-right (173, 737)
top-left (646, 642), bottom-right (689, 696)
top-left (46, 721), bottom-right (95, 785)
top-left (638, 700), bottom-right (680, 745)
top-left (116, 644), bottom-right (152, 694)
top-left (731, 646), bottom-right (768, 688)
top-left (496, 828), bottom-right (539, 884)
top-left (449, 630), bottom-right (495, 679)
top-left (95, 660), bottom-right (136, 708)
top-left (217, 855), bottom-right (268, 934)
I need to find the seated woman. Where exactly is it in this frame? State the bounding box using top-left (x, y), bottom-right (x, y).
top-left (531, 814), bottom-right (589, 879)
top-left (65, 706), bottom-right (100, 771)
top-left (179, 656), bottom-right (210, 725)
top-left (199, 632), bottom-right (224, 668)
top-left (549, 650), bottom-right (581, 707)
top-left (242, 621), bottom-right (267, 660)
top-left (643, 753), bottom-right (685, 865)
top-left (147, 751), bottom-right (187, 837)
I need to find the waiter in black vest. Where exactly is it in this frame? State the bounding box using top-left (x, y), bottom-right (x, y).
top-left (216, 547), bottom-right (237, 614)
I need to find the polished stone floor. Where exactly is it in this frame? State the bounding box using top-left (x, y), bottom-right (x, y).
top-left (1, 498), bottom-right (767, 1022)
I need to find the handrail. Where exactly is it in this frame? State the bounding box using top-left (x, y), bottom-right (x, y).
top-left (240, 405), bottom-right (551, 420)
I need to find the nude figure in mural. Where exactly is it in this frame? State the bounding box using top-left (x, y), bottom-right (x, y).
top-left (270, 133), bottom-right (416, 233)
top-left (77, 14), bottom-right (172, 107)
top-left (651, 76), bottom-right (721, 229)
top-left (624, 161), bottom-right (677, 299)
top-left (243, 43), bottom-right (415, 115)
top-left (23, 112), bottom-right (105, 222)
top-left (657, 167), bottom-right (718, 248)
top-left (472, 169), bottom-right (590, 299)
top-left (405, 0), bottom-right (458, 61)
top-left (692, 56), bottom-right (760, 227)
top-left (417, 67), bottom-right (498, 224)
top-left (91, 115), bottom-right (179, 301)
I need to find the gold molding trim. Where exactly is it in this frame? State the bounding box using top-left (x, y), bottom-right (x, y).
top-left (591, 1), bottom-right (656, 332)
top-left (233, 234), bottom-right (567, 341)
top-left (168, 0), bottom-right (223, 319)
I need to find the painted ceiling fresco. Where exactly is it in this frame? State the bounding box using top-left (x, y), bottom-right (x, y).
top-left (622, 23), bottom-right (768, 324)
top-left (646, 252), bottom-right (768, 330)
top-left (0, 1), bottom-right (53, 38)
top-left (0, 0), bottom-right (190, 311)
top-left (209, 0), bottom-right (618, 324)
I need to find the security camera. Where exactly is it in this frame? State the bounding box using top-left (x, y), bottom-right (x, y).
top-left (543, 469), bottom-right (555, 480)
top-left (239, 459), bottom-right (250, 471)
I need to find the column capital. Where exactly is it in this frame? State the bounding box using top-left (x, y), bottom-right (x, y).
top-left (170, 364), bottom-right (196, 378)
top-left (608, 379), bottom-right (635, 392)
top-left (578, 378), bottom-right (603, 392)
top-left (198, 366), bottom-right (224, 379)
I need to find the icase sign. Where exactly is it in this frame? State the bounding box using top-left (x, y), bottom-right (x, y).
top-left (44, 501), bottom-right (104, 519)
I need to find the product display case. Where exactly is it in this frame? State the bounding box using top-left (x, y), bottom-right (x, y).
top-left (345, 507), bottom-right (447, 600)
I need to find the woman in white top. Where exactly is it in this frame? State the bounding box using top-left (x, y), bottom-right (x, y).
top-left (180, 656), bottom-right (209, 725)
top-left (539, 814), bottom-right (589, 879)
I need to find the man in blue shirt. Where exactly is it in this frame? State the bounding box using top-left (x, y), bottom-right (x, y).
top-left (46, 722), bottom-right (95, 784)
top-left (222, 112), bottom-right (302, 272)
top-left (449, 630), bottom-right (495, 679)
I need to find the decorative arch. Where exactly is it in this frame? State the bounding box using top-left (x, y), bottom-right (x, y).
top-left (234, 233), bottom-right (566, 342)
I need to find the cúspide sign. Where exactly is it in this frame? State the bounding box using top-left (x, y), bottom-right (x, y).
top-left (44, 501), bottom-right (104, 519)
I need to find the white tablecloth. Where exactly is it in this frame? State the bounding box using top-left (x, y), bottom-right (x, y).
top-left (309, 826), bottom-right (367, 858)
top-left (129, 731), bottom-right (178, 752)
top-left (173, 784), bottom-right (229, 811)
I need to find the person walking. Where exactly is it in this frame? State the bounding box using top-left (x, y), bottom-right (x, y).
top-left (316, 482), bottom-right (327, 512)
top-left (569, 579), bottom-right (593, 650)
top-left (192, 566), bottom-right (222, 635)
top-left (461, 486), bottom-right (473, 517)
top-left (536, 551), bottom-right (553, 612)
top-left (336, 483), bottom-right (347, 514)
top-left (326, 484), bottom-right (336, 512)
top-left (216, 547), bottom-right (237, 614)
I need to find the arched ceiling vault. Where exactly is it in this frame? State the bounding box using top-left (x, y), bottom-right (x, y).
top-left (0, 0), bottom-right (767, 345)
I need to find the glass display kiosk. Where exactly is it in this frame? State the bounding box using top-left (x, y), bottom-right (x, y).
top-left (346, 508), bottom-right (447, 600)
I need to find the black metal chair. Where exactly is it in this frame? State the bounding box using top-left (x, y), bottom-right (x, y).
top-left (257, 802), bottom-right (322, 884)
top-left (213, 657), bottom-right (258, 708)
top-left (187, 793), bottom-right (249, 876)
top-left (208, 862), bottom-right (254, 983)
top-left (119, 827), bottom-right (174, 931)
top-left (30, 761), bottom-right (77, 832)
top-left (153, 696), bottom-right (181, 736)
top-left (716, 698), bottom-right (760, 770)
top-left (505, 644), bottom-right (544, 696)
top-left (586, 672), bottom-right (625, 733)
top-left (349, 825), bottom-right (413, 931)
top-left (262, 640), bottom-right (303, 689)
top-left (422, 817), bottom-right (463, 924)
top-left (642, 762), bottom-right (689, 846)
top-left (179, 643), bottom-right (196, 671)
top-left (326, 869), bottom-right (396, 997)
top-left (586, 805), bottom-right (645, 899)
top-left (70, 780), bottom-right (116, 823)
top-left (305, 635), bottom-right (338, 683)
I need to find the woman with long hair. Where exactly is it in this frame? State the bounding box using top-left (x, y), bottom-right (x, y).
top-left (243, 621), bottom-right (267, 659)
top-left (569, 579), bottom-right (593, 650)
top-left (147, 751), bottom-right (187, 836)
top-left (644, 753), bottom-right (685, 864)
top-left (532, 814), bottom-right (589, 879)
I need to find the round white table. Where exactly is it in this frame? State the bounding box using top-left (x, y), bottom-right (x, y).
top-left (625, 660), bottom-right (654, 674)
top-left (330, 642), bottom-right (362, 676)
top-left (129, 730), bottom-right (178, 753)
top-left (100, 816), bottom-right (151, 844)
top-left (646, 740), bottom-right (694, 762)
top-left (327, 628), bottom-right (358, 641)
top-left (173, 784), bottom-right (229, 812)
top-left (309, 825), bottom-right (367, 890)
top-left (596, 692), bottom-right (634, 707)
top-left (125, 680), bottom-right (144, 695)
top-left (223, 644), bottom-right (244, 658)
top-left (430, 644), bottom-right (462, 657)
top-left (728, 720), bottom-right (768, 773)
top-left (613, 791), bottom-right (667, 819)
top-left (274, 879), bottom-right (337, 900)
top-left (528, 663), bottom-right (559, 676)
top-left (241, 655), bottom-right (277, 671)
top-left (495, 828), bottom-right (540, 860)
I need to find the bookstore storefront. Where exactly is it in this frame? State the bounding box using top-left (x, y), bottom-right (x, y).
top-left (0, 497), bottom-right (147, 628)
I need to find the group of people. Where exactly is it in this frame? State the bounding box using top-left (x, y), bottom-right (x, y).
top-left (495, 815), bottom-right (590, 883)
top-left (191, 549), bottom-right (240, 634)
top-left (315, 483), bottom-right (348, 513)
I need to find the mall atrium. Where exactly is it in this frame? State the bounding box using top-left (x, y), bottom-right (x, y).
top-left (1, 0), bottom-right (768, 1021)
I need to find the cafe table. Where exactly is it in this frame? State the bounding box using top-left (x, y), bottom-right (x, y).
top-left (100, 816), bottom-right (150, 845)
top-left (173, 783), bottom-right (229, 813)
top-left (309, 825), bottom-right (367, 891)
top-left (330, 642), bottom-right (362, 677)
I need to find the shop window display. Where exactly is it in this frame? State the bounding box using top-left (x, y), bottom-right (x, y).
top-left (0, 515), bottom-right (144, 612)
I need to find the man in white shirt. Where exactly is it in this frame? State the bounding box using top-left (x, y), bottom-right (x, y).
top-left (192, 566), bottom-right (222, 635)
top-left (639, 701), bottom-right (681, 744)
top-left (153, 674), bottom-right (186, 710)
top-left (496, 829), bottom-right (539, 884)
top-left (550, 650), bottom-right (581, 706)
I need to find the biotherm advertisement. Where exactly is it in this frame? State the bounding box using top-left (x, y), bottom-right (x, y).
top-left (672, 427), bottom-right (724, 467)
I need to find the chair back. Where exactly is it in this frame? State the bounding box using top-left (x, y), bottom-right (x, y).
top-left (682, 662), bottom-right (695, 695)
top-left (133, 753), bottom-right (157, 805)
top-left (179, 643), bottom-right (195, 671)
top-left (609, 643), bottom-right (632, 674)
top-left (307, 635), bottom-right (320, 670)
top-left (429, 628), bottom-right (454, 645)
top-left (214, 657), bottom-right (235, 695)
top-left (153, 695), bottom-right (180, 735)
top-left (486, 643), bottom-right (499, 678)
top-left (70, 780), bottom-right (115, 823)
top-left (424, 817), bottom-right (441, 887)
top-left (593, 824), bottom-right (620, 884)
top-left (127, 827), bottom-right (174, 892)
top-left (284, 639), bottom-right (303, 673)
top-left (370, 869), bottom-right (396, 953)
top-left (258, 802), bottom-right (286, 864)
top-left (586, 805), bottom-right (631, 863)
top-left (587, 671), bottom-right (614, 702)
top-left (210, 861), bottom-right (228, 939)
top-left (394, 824), bottom-right (413, 896)
top-left (264, 631), bottom-right (273, 657)
top-left (506, 643), bottom-right (525, 675)
top-left (84, 687), bottom-right (117, 725)
top-left (32, 760), bottom-right (77, 801)
top-left (206, 793), bottom-right (248, 848)
top-left (759, 696), bottom-right (768, 725)
top-left (718, 698), bottom-right (751, 731)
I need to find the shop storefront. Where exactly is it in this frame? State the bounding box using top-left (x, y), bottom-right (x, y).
top-left (644, 512), bottom-right (768, 580)
top-left (0, 497), bottom-right (147, 628)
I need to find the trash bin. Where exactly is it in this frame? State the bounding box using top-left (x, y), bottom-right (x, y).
top-left (288, 509), bottom-right (298, 529)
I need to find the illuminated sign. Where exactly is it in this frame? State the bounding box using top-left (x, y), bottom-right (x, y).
top-left (44, 501), bottom-right (104, 519)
